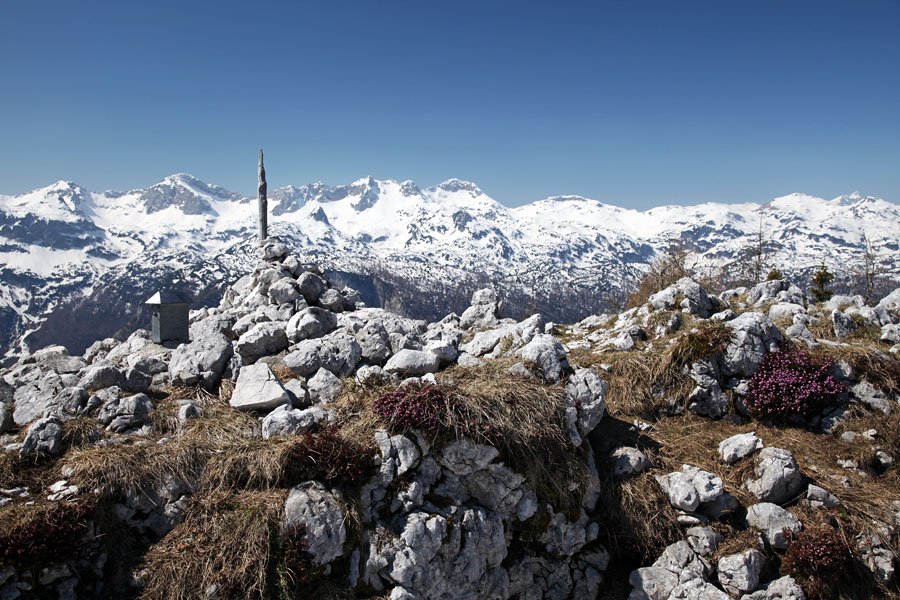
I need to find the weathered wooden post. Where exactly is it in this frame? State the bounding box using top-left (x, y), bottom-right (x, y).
top-left (258, 148), bottom-right (268, 245)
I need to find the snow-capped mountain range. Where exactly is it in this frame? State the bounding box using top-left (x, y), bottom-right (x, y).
top-left (1, 173), bottom-right (898, 362)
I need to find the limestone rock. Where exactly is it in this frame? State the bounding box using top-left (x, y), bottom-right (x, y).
top-left (806, 484), bottom-right (839, 509)
top-left (565, 367), bottom-right (607, 437)
top-left (515, 334), bottom-right (568, 382)
top-left (297, 272), bottom-right (326, 305)
top-left (648, 278), bottom-right (714, 317)
top-left (747, 280), bottom-right (805, 307)
top-left (722, 312), bottom-right (783, 378)
top-left (307, 368), bottom-right (343, 404)
top-left (84, 338), bottom-right (117, 363)
top-left (740, 576), bottom-right (807, 600)
top-left (51, 386), bottom-right (89, 417)
top-left (77, 365), bottom-right (124, 393)
top-left (687, 380), bottom-right (729, 419)
top-left (846, 304), bottom-right (896, 327)
top-left (668, 578), bottom-right (731, 600)
top-left (655, 465), bottom-right (724, 512)
top-left (267, 278), bottom-right (300, 304)
top-left (852, 381), bottom-right (892, 416)
top-left (20, 416), bottom-right (64, 457)
top-left (107, 393), bottom-right (154, 433)
top-left (746, 503), bottom-right (801, 549)
top-left (857, 527), bottom-right (896, 584)
top-left (785, 323), bottom-right (817, 347)
top-left (283, 482), bottom-right (346, 565)
top-left (286, 307), bottom-right (338, 343)
top-left (33, 346), bottom-right (86, 375)
top-left (881, 324), bottom-right (900, 344)
top-left (262, 405), bottom-right (333, 439)
top-left (718, 549), bottom-right (765, 596)
top-left (317, 288), bottom-right (345, 313)
top-left (538, 509), bottom-right (597, 557)
top-left (258, 240), bottom-right (290, 261)
top-left (745, 447), bottom-right (803, 504)
top-left (283, 332), bottom-right (361, 378)
top-left (0, 402), bottom-right (13, 433)
top-left (718, 432), bottom-right (764, 464)
top-left (11, 370), bottom-right (64, 426)
top-left (169, 333), bottom-right (234, 387)
top-left (459, 288), bottom-right (502, 330)
top-left (355, 321), bottom-right (392, 364)
top-left (189, 314), bottom-right (237, 341)
top-left (686, 526), bottom-right (723, 556)
top-left (832, 309), bottom-right (856, 339)
top-left (768, 303), bottom-right (805, 322)
top-left (628, 566), bottom-right (679, 600)
top-left (611, 447), bottom-right (651, 479)
top-left (652, 539), bottom-right (710, 582)
top-left (878, 287), bottom-right (900, 310)
top-left (235, 321), bottom-right (289, 362)
top-left (229, 363), bottom-right (290, 411)
top-left (380, 507), bottom-right (508, 599)
top-left (384, 349), bottom-right (441, 377)
top-left (121, 367), bottom-right (152, 394)
top-left (355, 365), bottom-right (390, 386)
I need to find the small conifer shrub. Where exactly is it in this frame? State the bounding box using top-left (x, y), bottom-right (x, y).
top-left (767, 268), bottom-right (783, 281)
top-left (811, 262), bottom-right (835, 303)
top-left (746, 349), bottom-right (846, 419)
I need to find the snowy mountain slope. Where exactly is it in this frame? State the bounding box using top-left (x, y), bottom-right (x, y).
top-left (0, 175), bottom-right (897, 362)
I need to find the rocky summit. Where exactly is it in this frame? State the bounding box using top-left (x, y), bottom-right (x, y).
top-left (1, 239), bottom-right (900, 600)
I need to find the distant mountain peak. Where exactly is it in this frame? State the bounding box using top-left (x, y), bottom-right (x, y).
top-left (435, 179), bottom-right (481, 194)
top-left (544, 194), bottom-right (591, 203)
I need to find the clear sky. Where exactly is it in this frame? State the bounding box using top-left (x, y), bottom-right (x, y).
top-left (1, 0), bottom-right (898, 209)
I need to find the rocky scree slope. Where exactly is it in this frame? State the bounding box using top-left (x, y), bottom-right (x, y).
top-left (2, 240), bottom-right (900, 599)
top-left (1, 175), bottom-right (898, 364)
top-left (559, 276), bottom-right (900, 599)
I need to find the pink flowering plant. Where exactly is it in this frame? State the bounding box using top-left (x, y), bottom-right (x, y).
top-left (746, 348), bottom-right (846, 420)
top-left (373, 384), bottom-right (502, 443)
top-left (373, 385), bottom-right (452, 432)
top-left (781, 526), bottom-right (852, 599)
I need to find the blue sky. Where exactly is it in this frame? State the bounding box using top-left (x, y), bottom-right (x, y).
top-left (1, 0), bottom-right (898, 209)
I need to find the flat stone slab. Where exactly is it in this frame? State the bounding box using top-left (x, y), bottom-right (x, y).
top-left (229, 363), bottom-right (290, 411)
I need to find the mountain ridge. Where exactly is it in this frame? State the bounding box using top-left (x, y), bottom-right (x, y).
top-left (0, 174), bottom-right (898, 363)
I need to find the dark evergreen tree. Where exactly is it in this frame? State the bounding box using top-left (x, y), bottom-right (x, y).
top-left (811, 262), bottom-right (834, 303)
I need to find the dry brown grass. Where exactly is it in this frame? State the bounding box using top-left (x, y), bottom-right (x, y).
top-left (0, 417), bottom-right (100, 492)
top-left (585, 350), bottom-right (675, 418)
top-left (569, 322), bottom-right (733, 420)
top-left (271, 363), bottom-right (301, 384)
top-left (440, 362), bottom-right (592, 512)
top-left (807, 313), bottom-right (893, 347)
top-left (139, 490), bottom-right (287, 600)
top-left (592, 462), bottom-right (682, 562)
